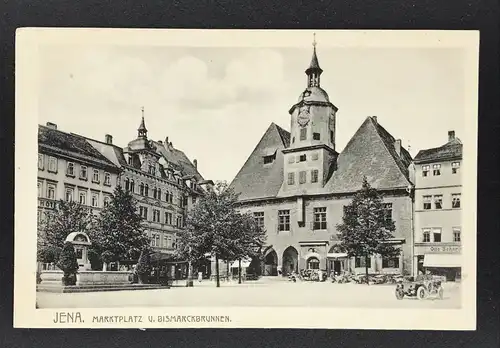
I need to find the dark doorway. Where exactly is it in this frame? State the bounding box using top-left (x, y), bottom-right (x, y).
top-left (334, 261), bottom-right (341, 274)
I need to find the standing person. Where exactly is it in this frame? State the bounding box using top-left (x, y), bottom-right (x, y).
top-left (198, 271), bottom-right (203, 282)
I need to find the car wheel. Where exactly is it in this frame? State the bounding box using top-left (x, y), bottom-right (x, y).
top-left (417, 286), bottom-right (427, 300)
top-left (438, 286), bottom-right (444, 299)
top-left (395, 288), bottom-right (404, 300)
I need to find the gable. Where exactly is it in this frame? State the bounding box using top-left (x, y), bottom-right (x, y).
top-left (327, 117), bottom-right (412, 193)
top-left (229, 123), bottom-right (289, 201)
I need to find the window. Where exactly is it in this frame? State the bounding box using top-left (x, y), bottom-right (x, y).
top-left (153, 188), bottom-right (157, 199)
top-left (130, 180), bottom-right (135, 193)
top-left (422, 165), bottom-right (430, 177)
top-left (433, 195), bottom-right (443, 209)
top-left (311, 169), bottom-right (319, 183)
top-left (313, 132), bottom-right (320, 140)
top-left (300, 128), bottom-right (307, 141)
top-left (299, 171), bottom-right (306, 184)
top-left (307, 257), bottom-right (320, 270)
top-left (432, 227), bottom-right (442, 242)
top-left (183, 196), bottom-right (188, 207)
top-left (382, 256), bottom-right (400, 268)
top-left (292, 137), bottom-right (295, 144)
top-left (79, 191), bottom-right (87, 205)
top-left (165, 212), bottom-right (172, 225)
top-left (192, 196), bottom-right (196, 204)
top-left (125, 178), bottom-right (130, 191)
top-left (288, 156), bottom-right (295, 164)
top-left (148, 165), bottom-right (156, 175)
top-left (299, 154), bottom-right (306, 162)
top-left (47, 184), bottom-right (56, 199)
top-left (80, 165), bottom-right (88, 180)
top-left (92, 169), bottom-right (100, 183)
top-left (433, 164), bottom-right (441, 176)
top-left (139, 206), bottom-right (148, 219)
top-left (355, 257), bottom-right (371, 268)
top-left (312, 153), bottom-right (319, 161)
top-left (38, 154), bottom-right (44, 170)
top-left (104, 172), bottom-right (111, 186)
top-left (48, 156), bottom-right (57, 173)
top-left (104, 196), bottom-right (111, 207)
top-left (253, 212), bottom-right (265, 229)
top-left (278, 210), bottom-right (290, 232)
top-left (165, 191), bottom-right (170, 202)
top-left (140, 183), bottom-right (145, 196)
top-left (176, 216), bottom-right (184, 228)
top-left (452, 194), bottom-right (461, 208)
top-left (453, 227), bottom-right (461, 242)
top-left (65, 188), bottom-right (74, 202)
top-left (263, 154), bottom-right (275, 164)
top-left (287, 172), bottom-right (295, 185)
top-left (422, 228), bottom-right (431, 242)
top-left (330, 131), bottom-right (334, 143)
top-left (91, 193), bottom-right (99, 207)
top-left (76, 249), bottom-right (83, 259)
top-left (151, 233), bottom-right (160, 247)
top-left (452, 161), bottom-right (460, 174)
top-left (169, 192), bottom-right (173, 203)
top-left (313, 207), bottom-right (327, 230)
top-left (145, 185), bottom-right (149, 197)
top-left (37, 182), bottom-right (43, 197)
top-left (157, 189), bottom-right (162, 200)
top-left (383, 203), bottom-right (393, 224)
top-left (66, 162), bottom-right (75, 176)
top-left (423, 196), bottom-right (432, 210)
top-left (153, 209), bottom-right (161, 222)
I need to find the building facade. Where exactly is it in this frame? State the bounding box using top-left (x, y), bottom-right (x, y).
top-left (230, 42), bottom-right (414, 276)
top-left (37, 122), bottom-right (121, 230)
top-left (412, 131), bottom-right (463, 281)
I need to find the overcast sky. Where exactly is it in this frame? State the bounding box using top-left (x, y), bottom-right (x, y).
top-left (38, 42), bottom-right (466, 183)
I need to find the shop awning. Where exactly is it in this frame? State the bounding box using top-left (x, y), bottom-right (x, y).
top-left (327, 253), bottom-right (348, 258)
top-left (424, 254), bottom-right (462, 268)
top-left (230, 260), bottom-right (251, 268)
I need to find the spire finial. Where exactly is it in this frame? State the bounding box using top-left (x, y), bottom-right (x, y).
top-left (138, 106), bottom-right (148, 138)
top-left (312, 32), bottom-right (317, 48)
top-left (141, 106), bottom-right (144, 118)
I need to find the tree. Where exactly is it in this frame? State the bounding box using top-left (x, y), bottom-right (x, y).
top-left (176, 181), bottom-right (262, 288)
top-left (57, 241), bottom-right (79, 285)
top-left (336, 177), bottom-right (400, 284)
top-left (38, 200), bottom-right (95, 253)
top-left (136, 249), bottom-right (151, 284)
top-left (90, 186), bottom-right (150, 269)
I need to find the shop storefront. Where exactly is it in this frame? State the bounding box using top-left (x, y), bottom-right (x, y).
top-left (414, 244), bottom-right (461, 281)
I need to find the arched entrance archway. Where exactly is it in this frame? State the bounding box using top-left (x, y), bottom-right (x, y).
top-left (282, 246), bottom-right (298, 276)
top-left (327, 244), bottom-right (349, 275)
top-left (263, 248), bottom-right (278, 276)
top-left (307, 257), bottom-right (320, 270)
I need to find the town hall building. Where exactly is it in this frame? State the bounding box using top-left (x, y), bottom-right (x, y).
top-left (229, 41), bottom-right (414, 277)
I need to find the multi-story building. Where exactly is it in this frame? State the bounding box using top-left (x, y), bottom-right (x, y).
top-left (230, 41), bottom-right (414, 276)
top-left (37, 122), bottom-right (121, 227)
top-left (86, 116), bottom-right (212, 258)
top-left (412, 131), bottom-right (463, 281)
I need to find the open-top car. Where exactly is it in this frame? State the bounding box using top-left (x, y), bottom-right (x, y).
top-left (395, 274), bottom-right (444, 300)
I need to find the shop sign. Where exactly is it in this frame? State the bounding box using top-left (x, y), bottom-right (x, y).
top-left (418, 245), bottom-right (461, 254)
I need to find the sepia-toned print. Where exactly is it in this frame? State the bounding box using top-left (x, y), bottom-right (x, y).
top-left (14, 29), bottom-right (478, 329)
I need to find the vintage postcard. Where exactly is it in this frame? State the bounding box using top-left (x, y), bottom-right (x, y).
top-left (14, 29), bottom-right (478, 329)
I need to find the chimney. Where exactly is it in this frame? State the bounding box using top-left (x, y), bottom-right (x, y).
top-left (372, 116), bottom-right (377, 124)
top-left (46, 122), bottom-right (57, 130)
top-left (193, 159), bottom-right (198, 169)
top-left (158, 140), bottom-right (163, 145)
top-left (169, 142), bottom-right (173, 148)
top-left (165, 137), bottom-right (169, 145)
top-left (394, 139), bottom-right (401, 157)
top-left (105, 134), bottom-right (113, 144)
top-left (448, 130), bottom-right (455, 142)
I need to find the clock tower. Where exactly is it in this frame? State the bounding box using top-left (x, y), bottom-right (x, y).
top-left (282, 36), bottom-right (338, 192)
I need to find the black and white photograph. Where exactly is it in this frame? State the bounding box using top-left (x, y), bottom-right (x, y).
top-left (14, 29), bottom-right (478, 329)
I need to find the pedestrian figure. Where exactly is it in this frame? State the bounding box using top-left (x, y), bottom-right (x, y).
top-left (198, 271), bottom-right (203, 282)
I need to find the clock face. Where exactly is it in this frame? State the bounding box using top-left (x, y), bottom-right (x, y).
top-left (297, 107), bottom-right (310, 127)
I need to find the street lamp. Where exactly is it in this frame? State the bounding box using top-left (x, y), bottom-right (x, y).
top-left (186, 246), bottom-right (193, 287)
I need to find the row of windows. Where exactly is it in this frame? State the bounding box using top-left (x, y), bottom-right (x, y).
top-left (292, 129), bottom-right (334, 143)
top-left (421, 227), bottom-right (461, 243)
top-left (124, 178), bottom-right (188, 207)
top-left (138, 206), bottom-right (184, 227)
top-left (255, 204), bottom-right (393, 232)
top-left (421, 162), bottom-right (460, 177)
top-left (353, 256), bottom-right (400, 269)
top-left (38, 154), bottom-right (112, 185)
top-left (37, 181), bottom-right (110, 207)
top-left (287, 169), bottom-right (319, 185)
top-left (150, 232), bottom-right (177, 249)
top-left (422, 193), bottom-right (461, 210)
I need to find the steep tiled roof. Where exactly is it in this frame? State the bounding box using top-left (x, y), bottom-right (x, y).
top-left (414, 138), bottom-right (462, 164)
top-left (326, 117), bottom-right (413, 193)
top-left (231, 117), bottom-right (413, 201)
top-left (85, 138), bottom-right (128, 167)
top-left (229, 123), bottom-right (289, 200)
top-left (153, 141), bottom-right (204, 182)
top-left (38, 126), bottom-right (119, 170)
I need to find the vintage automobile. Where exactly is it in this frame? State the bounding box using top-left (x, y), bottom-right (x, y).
top-left (395, 274), bottom-right (444, 300)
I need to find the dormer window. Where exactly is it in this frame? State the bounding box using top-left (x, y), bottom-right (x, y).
top-left (104, 172), bottom-right (111, 186)
top-left (148, 165), bottom-right (156, 175)
top-left (66, 162), bottom-right (75, 177)
top-left (263, 154), bottom-right (275, 164)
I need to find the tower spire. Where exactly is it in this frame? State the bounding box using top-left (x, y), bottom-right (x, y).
top-left (305, 33), bottom-right (323, 87)
top-left (138, 106), bottom-right (148, 138)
